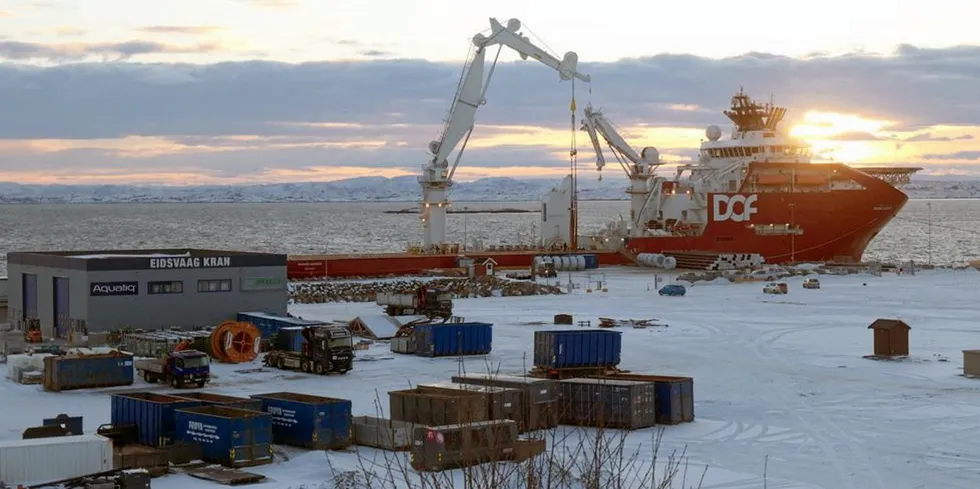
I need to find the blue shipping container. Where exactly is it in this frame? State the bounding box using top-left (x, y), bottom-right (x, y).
top-left (237, 312), bottom-right (327, 338)
top-left (596, 374), bottom-right (695, 424)
top-left (276, 327), bottom-right (307, 352)
top-left (111, 392), bottom-right (202, 447)
top-left (43, 353), bottom-right (134, 392)
top-left (249, 392), bottom-right (352, 449)
top-left (414, 322), bottom-right (493, 357)
top-left (166, 391), bottom-right (263, 412)
top-left (175, 405), bottom-right (273, 468)
top-left (533, 330), bottom-right (622, 369)
top-left (583, 254), bottom-right (599, 269)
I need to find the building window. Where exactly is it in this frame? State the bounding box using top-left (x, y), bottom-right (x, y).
top-left (148, 281), bottom-right (183, 294)
top-left (198, 279), bottom-right (232, 293)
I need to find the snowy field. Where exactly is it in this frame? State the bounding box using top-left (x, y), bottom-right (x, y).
top-left (3, 266), bottom-right (980, 488)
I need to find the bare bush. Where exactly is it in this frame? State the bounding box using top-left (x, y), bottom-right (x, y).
top-left (327, 357), bottom-right (707, 489)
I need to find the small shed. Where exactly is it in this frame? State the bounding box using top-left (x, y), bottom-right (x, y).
top-left (868, 319), bottom-right (910, 357)
top-left (480, 258), bottom-right (497, 276)
top-left (963, 350), bottom-right (980, 377)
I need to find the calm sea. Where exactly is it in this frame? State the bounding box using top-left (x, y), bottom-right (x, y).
top-left (1, 199), bottom-right (977, 276)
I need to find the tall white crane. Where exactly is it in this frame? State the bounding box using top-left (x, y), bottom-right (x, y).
top-left (580, 105), bottom-right (664, 237)
top-left (419, 17), bottom-right (590, 253)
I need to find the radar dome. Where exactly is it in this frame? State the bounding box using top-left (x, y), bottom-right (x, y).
top-left (706, 125), bottom-right (722, 141)
top-left (428, 140), bottom-right (441, 154)
top-left (506, 18), bottom-right (521, 32)
top-left (640, 147), bottom-right (660, 164)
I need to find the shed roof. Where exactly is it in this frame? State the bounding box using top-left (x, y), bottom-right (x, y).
top-left (868, 319), bottom-right (911, 330)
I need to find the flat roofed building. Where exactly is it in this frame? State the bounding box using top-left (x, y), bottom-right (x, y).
top-left (6, 249), bottom-right (287, 337)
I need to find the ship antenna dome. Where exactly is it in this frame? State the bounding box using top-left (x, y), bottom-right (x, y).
top-left (706, 125), bottom-right (722, 141)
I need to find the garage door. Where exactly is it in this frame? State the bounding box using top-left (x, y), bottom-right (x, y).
top-left (53, 277), bottom-right (70, 338)
top-left (22, 273), bottom-right (38, 321)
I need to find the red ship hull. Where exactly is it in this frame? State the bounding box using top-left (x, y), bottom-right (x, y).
top-left (286, 164), bottom-right (909, 279)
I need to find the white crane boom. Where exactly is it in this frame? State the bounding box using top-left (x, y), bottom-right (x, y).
top-left (419, 17), bottom-right (589, 252)
top-left (580, 104), bottom-right (664, 237)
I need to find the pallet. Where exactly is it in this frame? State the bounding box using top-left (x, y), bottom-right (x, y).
top-left (184, 466), bottom-right (267, 485)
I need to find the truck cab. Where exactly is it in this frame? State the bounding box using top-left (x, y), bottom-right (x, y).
top-left (307, 326), bottom-right (355, 374)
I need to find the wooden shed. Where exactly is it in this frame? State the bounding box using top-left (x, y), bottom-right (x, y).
top-left (963, 350), bottom-right (980, 377)
top-left (867, 319), bottom-right (910, 357)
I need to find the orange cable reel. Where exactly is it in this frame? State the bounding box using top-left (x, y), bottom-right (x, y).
top-left (210, 321), bottom-right (260, 363)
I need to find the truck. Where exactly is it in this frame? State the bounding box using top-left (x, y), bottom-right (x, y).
top-left (263, 326), bottom-right (354, 375)
top-left (135, 349), bottom-right (211, 388)
top-left (376, 285), bottom-right (453, 320)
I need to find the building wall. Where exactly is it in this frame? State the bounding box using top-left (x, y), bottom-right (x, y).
top-left (6, 263), bottom-right (89, 337)
top-left (7, 262), bottom-right (287, 335)
top-left (85, 266), bottom-right (287, 332)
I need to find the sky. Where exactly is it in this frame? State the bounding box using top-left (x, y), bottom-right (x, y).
top-left (1, 0), bottom-right (979, 185)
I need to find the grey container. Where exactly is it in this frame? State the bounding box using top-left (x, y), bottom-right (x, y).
top-left (417, 382), bottom-right (523, 429)
top-left (450, 373), bottom-right (559, 430)
top-left (351, 416), bottom-right (415, 451)
top-left (390, 335), bottom-right (416, 354)
top-left (557, 378), bottom-right (656, 430)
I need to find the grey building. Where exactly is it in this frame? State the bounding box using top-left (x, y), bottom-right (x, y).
top-left (6, 249), bottom-right (288, 337)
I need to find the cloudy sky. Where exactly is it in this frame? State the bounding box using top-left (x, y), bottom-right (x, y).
top-left (1, 0), bottom-right (978, 185)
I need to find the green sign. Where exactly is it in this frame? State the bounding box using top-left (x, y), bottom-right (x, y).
top-left (241, 276), bottom-right (285, 291)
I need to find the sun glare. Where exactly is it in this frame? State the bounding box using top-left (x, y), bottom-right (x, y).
top-left (789, 111), bottom-right (893, 139)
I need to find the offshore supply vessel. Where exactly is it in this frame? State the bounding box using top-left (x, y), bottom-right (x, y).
top-left (287, 18), bottom-right (920, 279)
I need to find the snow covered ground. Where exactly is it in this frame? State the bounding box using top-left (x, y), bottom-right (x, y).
top-left (3, 267), bottom-right (980, 488)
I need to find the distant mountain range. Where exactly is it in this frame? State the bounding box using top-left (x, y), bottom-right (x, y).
top-left (0, 176), bottom-right (977, 204)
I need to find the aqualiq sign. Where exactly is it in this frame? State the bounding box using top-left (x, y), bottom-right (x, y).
top-left (90, 281), bottom-right (139, 296)
top-left (149, 256), bottom-right (232, 269)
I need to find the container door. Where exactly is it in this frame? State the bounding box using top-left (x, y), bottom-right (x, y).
top-left (22, 272), bottom-right (38, 322)
top-left (53, 276), bottom-right (70, 338)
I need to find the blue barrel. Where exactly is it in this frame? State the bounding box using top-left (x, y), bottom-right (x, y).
top-left (414, 322), bottom-right (493, 357)
top-left (249, 392), bottom-right (352, 450)
top-left (533, 330), bottom-right (622, 369)
top-left (175, 405), bottom-right (273, 468)
top-left (111, 392), bottom-right (202, 447)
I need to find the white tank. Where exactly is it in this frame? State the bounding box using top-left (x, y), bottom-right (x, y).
top-left (663, 256), bottom-right (677, 269)
top-left (575, 255), bottom-right (586, 270)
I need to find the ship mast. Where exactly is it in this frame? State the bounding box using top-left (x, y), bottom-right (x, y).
top-left (723, 88), bottom-right (787, 135)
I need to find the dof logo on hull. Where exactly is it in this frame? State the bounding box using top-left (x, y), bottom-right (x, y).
top-left (712, 194), bottom-right (758, 222)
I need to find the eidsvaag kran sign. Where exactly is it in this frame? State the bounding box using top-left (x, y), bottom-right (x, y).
top-left (149, 256), bottom-right (232, 269)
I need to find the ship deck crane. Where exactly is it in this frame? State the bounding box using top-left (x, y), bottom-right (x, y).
top-left (580, 105), bottom-right (664, 237)
top-left (419, 17), bottom-right (590, 253)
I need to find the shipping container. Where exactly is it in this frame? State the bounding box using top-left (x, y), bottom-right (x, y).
top-left (417, 382), bottom-right (524, 429)
top-left (451, 373), bottom-right (559, 430)
top-left (592, 373), bottom-right (694, 424)
top-left (410, 420), bottom-right (519, 472)
top-left (166, 391), bottom-right (263, 412)
top-left (111, 392), bottom-right (202, 447)
top-left (275, 326), bottom-right (308, 352)
top-left (583, 254), bottom-right (599, 269)
top-left (237, 312), bottom-right (327, 339)
top-left (389, 388), bottom-right (488, 426)
top-left (390, 335), bottom-right (416, 354)
top-left (352, 416), bottom-right (415, 451)
top-left (533, 330), bottom-right (622, 369)
top-left (249, 392), bottom-right (352, 449)
top-left (42, 353), bottom-right (134, 391)
top-left (414, 322), bottom-right (492, 357)
top-left (558, 378), bottom-right (657, 430)
top-left (174, 405), bottom-right (273, 468)
top-left (0, 434), bottom-right (112, 486)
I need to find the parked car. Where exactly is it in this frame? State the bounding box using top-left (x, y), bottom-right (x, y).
top-left (802, 278), bottom-right (820, 289)
top-left (763, 282), bottom-right (788, 294)
top-left (659, 284), bottom-right (686, 296)
top-left (749, 267), bottom-right (791, 281)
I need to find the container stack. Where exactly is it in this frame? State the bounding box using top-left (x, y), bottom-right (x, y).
top-left (589, 373), bottom-right (695, 425)
top-left (417, 382), bottom-right (524, 430)
top-left (389, 388), bottom-right (488, 426)
top-left (451, 373), bottom-right (560, 431)
top-left (556, 378), bottom-right (657, 429)
top-left (532, 329), bottom-right (623, 377)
